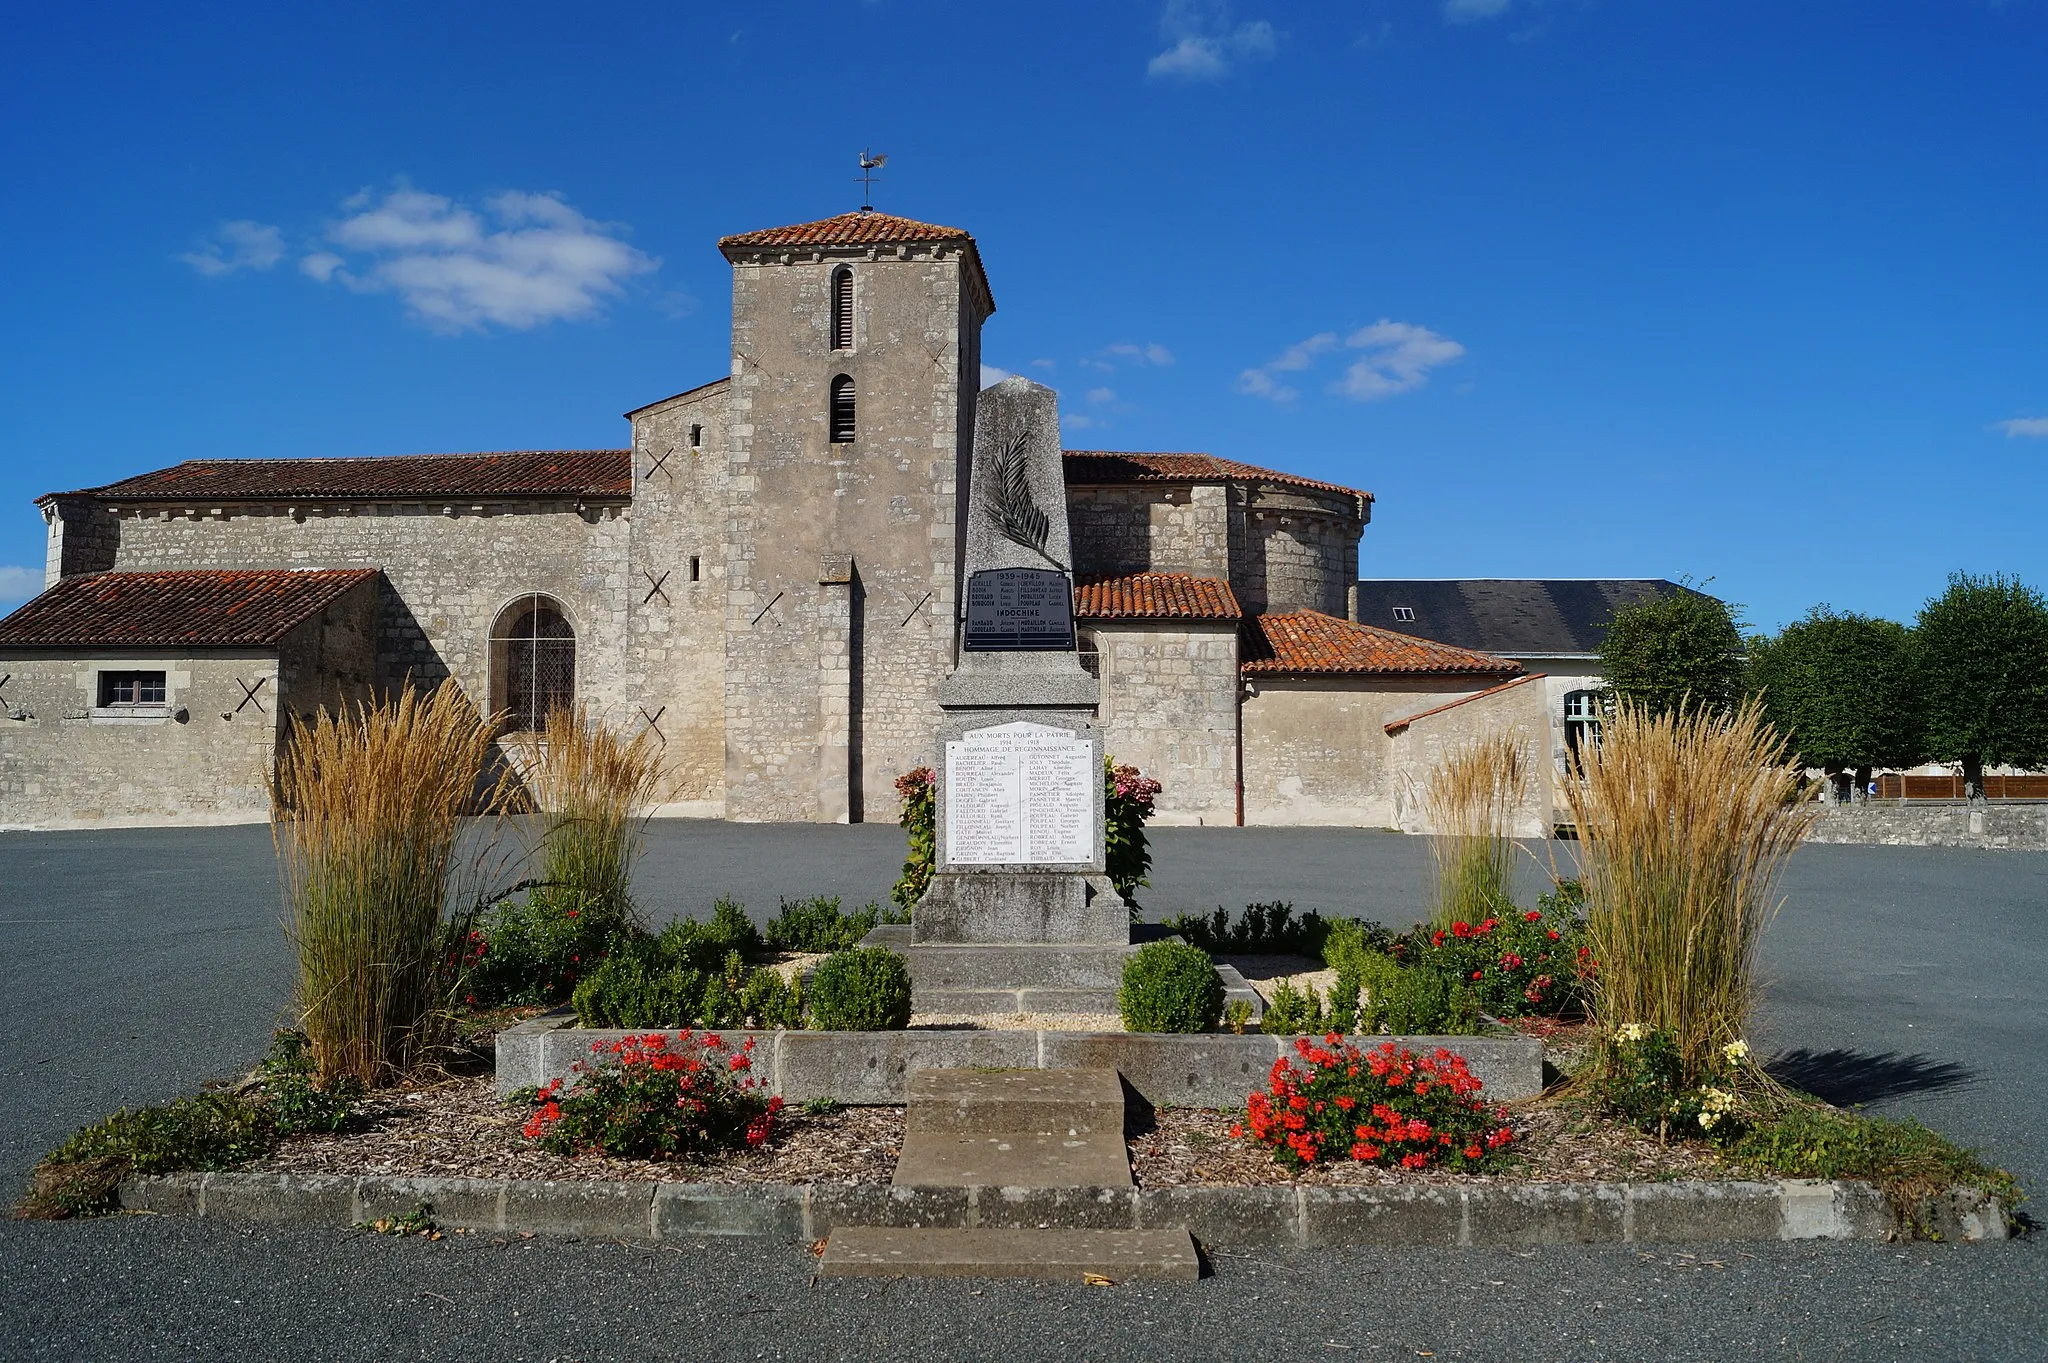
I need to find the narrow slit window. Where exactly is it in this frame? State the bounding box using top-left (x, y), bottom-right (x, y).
top-left (689, 555), bottom-right (701, 582)
top-left (830, 267), bottom-right (853, 350)
top-left (689, 423), bottom-right (703, 449)
top-left (829, 374), bottom-right (857, 444)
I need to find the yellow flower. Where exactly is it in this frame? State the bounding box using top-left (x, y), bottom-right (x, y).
top-left (1616, 1023), bottom-right (1649, 1044)
top-left (1723, 1040), bottom-right (1750, 1064)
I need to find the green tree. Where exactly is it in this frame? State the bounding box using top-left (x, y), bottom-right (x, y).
top-left (1597, 586), bottom-right (1748, 718)
top-left (1748, 608), bottom-right (1920, 801)
top-left (1915, 573), bottom-right (2048, 798)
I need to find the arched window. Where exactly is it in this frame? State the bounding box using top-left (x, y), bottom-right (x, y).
top-left (491, 594), bottom-right (576, 731)
top-left (830, 267), bottom-right (853, 350)
top-left (829, 375), bottom-right (857, 444)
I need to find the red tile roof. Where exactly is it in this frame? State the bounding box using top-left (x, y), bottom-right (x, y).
top-left (0, 569), bottom-right (379, 650)
top-left (1242, 610), bottom-right (1522, 676)
top-left (719, 211), bottom-right (975, 253)
top-left (1063, 451), bottom-right (1371, 503)
top-left (49, 451), bottom-right (631, 504)
top-left (1075, 573), bottom-right (1242, 621)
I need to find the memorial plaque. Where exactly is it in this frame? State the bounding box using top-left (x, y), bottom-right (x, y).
top-left (962, 568), bottom-right (1074, 652)
top-left (944, 721), bottom-right (1094, 865)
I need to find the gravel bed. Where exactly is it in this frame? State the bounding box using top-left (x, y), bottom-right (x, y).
top-left (257, 1078), bottom-right (901, 1185)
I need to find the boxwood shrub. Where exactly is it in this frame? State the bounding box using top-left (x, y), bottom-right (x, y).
top-left (807, 948), bottom-right (914, 1031)
top-left (1119, 941), bottom-right (1224, 1033)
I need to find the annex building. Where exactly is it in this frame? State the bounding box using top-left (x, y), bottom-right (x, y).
top-left (0, 210), bottom-right (1678, 833)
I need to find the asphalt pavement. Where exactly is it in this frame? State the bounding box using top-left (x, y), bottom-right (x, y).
top-left (0, 821), bottom-right (2042, 1361)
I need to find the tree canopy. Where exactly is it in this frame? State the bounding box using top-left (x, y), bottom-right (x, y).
top-left (1748, 608), bottom-right (1920, 773)
top-left (1915, 573), bottom-right (2048, 789)
top-left (1597, 587), bottom-right (1748, 718)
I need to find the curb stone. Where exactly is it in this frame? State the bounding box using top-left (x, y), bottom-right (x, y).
top-left (115, 1173), bottom-right (2011, 1247)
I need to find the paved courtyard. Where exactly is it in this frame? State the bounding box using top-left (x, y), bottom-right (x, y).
top-left (0, 822), bottom-right (2041, 1360)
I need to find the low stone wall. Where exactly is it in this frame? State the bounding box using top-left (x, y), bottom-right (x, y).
top-left (1806, 801), bottom-right (2048, 851)
top-left (495, 1014), bottom-right (1546, 1107)
top-left (116, 1171), bottom-right (2012, 1246)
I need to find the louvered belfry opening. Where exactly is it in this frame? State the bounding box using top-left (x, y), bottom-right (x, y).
top-left (829, 374), bottom-right (857, 443)
top-left (830, 266), bottom-right (853, 349)
top-left (493, 594), bottom-right (576, 731)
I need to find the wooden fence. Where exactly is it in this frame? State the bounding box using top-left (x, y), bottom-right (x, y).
top-left (1872, 773), bottom-right (2048, 800)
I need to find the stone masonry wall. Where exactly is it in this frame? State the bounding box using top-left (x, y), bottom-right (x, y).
top-left (1383, 676), bottom-right (1553, 838)
top-left (627, 383), bottom-right (732, 813)
top-left (1086, 621), bottom-right (1238, 825)
top-left (41, 496), bottom-right (119, 586)
top-left (1235, 492), bottom-right (1361, 618)
top-left (1066, 484), bottom-right (1233, 580)
top-left (1806, 801), bottom-right (2048, 851)
top-left (722, 245), bottom-right (986, 821)
top-left (96, 504), bottom-right (632, 722)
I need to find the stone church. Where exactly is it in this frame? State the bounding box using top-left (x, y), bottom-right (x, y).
top-left (2, 209), bottom-right (1609, 834)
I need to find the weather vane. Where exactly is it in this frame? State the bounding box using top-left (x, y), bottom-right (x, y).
top-left (857, 149), bottom-right (888, 211)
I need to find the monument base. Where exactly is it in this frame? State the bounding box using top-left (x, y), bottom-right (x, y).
top-left (912, 871), bottom-right (1128, 945)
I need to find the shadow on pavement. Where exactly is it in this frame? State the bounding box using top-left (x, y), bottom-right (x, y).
top-left (1766, 1047), bottom-right (1975, 1106)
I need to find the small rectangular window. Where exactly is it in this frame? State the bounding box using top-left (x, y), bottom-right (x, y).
top-left (1392, 605), bottom-right (1415, 622)
top-left (689, 555), bottom-right (701, 582)
top-left (98, 670), bottom-right (167, 707)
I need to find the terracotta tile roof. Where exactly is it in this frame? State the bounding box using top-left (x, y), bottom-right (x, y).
top-left (1075, 573), bottom-right (1242, 621)
top-left (1384, 673), bottom-right (1547, 733)
top-left (0, 569), bottom-right (379, 650)
top-left (49, 451), bottom-right (632, 504)
top-left (719, 211), bottom-right (974, 253)
top-left (1063, 451), bottom-right (1372, 502)
top-left (1241, 610), bottom-right (1522, 676)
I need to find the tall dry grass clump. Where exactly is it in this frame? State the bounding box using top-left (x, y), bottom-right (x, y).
top-left (507, 705), bottom-right (667, 922)
top-left (1424, 728), bottom-right (1530, 929)
top-left (1562, 698), bottom-right (1818, 1085)
top-left (273, 681), bottom-right (504, 1086)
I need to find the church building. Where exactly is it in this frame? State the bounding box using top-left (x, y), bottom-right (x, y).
top-left (1, 210), bottom-right (1580, 834)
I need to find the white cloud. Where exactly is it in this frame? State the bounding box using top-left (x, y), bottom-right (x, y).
top-left (1147, 2), bottom-right (1276, 80)
top-left (1080, 357), bottom-right (1117, 375)
top-left (1086, 387), bottom-right (1116, 405)
top-left (1445, 0), bottom-right (1511, 20)
top-left (305, 186), bottom-right (657, 331)
top-left (1335, 320), bottom-right (1466, 400)
top-left (1064, 412), bottom-right (1099, 432)
top-left (1995, 416), bottom-right (2048, 438)
top-left (180, 220), bottom-right (285, 277)
top-left (1238, 321), bottom-right (1464, 403)
top-left (1107, 342), bottom-right (1176, 366)
top-left (0, 565), bottom-right (40, 610)
top-left (1030, 358), bottom-right (1057, 370)
top-left (980, 364), bottom-right (1015, 388)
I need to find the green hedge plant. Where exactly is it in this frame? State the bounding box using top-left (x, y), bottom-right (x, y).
top-left (1119, 941), bottom-right (1224, 1033)
top-left (808, 948), bottom-right (914, 1030)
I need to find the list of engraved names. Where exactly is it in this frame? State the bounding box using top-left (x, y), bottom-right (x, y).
top-left (944, 722), bottom-right (1093, 865)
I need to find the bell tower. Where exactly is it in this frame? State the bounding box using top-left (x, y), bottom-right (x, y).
top-left (716, 210), bottom-right (996, 822)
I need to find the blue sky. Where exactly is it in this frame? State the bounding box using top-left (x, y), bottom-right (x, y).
top-left (3, 0), bottom-right (2043, 631)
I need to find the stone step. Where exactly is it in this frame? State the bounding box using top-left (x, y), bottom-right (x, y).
top-left (892, 1131), bottom-right (1134, 1188)
top-left (907, 1067), bottom-right (1125, 1136)
top-left (894, 942), bottom-right (1141, 990)
top-left (911, 986), bottom-right (1124, 1016)
top-left (817, 1227), bottom-right (1200, 1282)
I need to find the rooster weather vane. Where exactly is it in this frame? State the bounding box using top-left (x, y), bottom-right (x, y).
top-left (857, 149), bottom-right (887, 211)
top-left (986, 428), bottom-right (1066, 571)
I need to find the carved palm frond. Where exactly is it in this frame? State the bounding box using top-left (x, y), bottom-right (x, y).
top-left (988, 429), bottom-right (1051, 560)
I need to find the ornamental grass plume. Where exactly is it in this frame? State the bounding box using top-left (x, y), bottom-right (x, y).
top-left (1561, 698), bottom-right (1818, 1089)
top-left (1423, 728), bottom-right (1531, 930)
top-left (272, 681), bottom-right (507, 1086)
top-left (507, 704), bottom-right (667, 921)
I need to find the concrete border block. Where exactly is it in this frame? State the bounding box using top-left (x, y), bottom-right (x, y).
top-left (500, 1180), bottom-right (655, 1240)
top-left (655, 1183), bottom-right (806, 1240)
top-left (1628, 1180), bottom-right (1782, 1242)
top-left (1466, 1182), bottom-right (1626, 1245)
top-left (200, 1172), bottom-right (356, 1227)
top-left (356, 1176), bottom-right (505, 1232)
top-left (1140, 1186), bottom-right (1302, 1246)
top-left (1041, 1033), bottom-right (1281, 1110)
top-left (116, 1173), bottom-right (204, 1217)
top-left (493, 1011), bottom-right (574, 1093)
top-left (806, 1183), bottom-right (972, 1235)
top-left (975, 1185), bottom-right (1139, 1231)
top-left (1302, 1185), bottom-right (1463, 1247)
top-left (779, 1031), bottom-right (1038, 1105)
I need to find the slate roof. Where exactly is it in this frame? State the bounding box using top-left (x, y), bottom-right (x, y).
top-left (45, 451), bottom-right (633, 505)
top-left (1351, 579), bottom-right (1705, 657)
top-left (1074, 573), bottom-right (1241, 621)
top-left (1241, 610), bottom-right (1522, 677)
top-left (718, 211), bottom-right (974, 253)
top-left (1063, 451), bottom-right (1371, 503)
top-left (0, 569), bottom-right (379, 650)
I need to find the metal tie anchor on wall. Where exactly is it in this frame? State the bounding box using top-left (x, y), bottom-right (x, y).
top-left (643, 570), bottom-right (671, 605)
top-left (235, 677), bottom-right (268, 714)
top-left (636, 705), bottom-right (666, 744)
top-left (646, 447), bottom-right (676, 481)
top-left (750, 590), bottom-right (785, 628)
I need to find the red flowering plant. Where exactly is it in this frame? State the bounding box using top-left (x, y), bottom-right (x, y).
top-left (1388, 881), bottom-right (1593, 1018)
top-left (521, 1030), bottom-right (782, 1160)
top-left (1235, 1037), bottom-right (1516, 1172)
